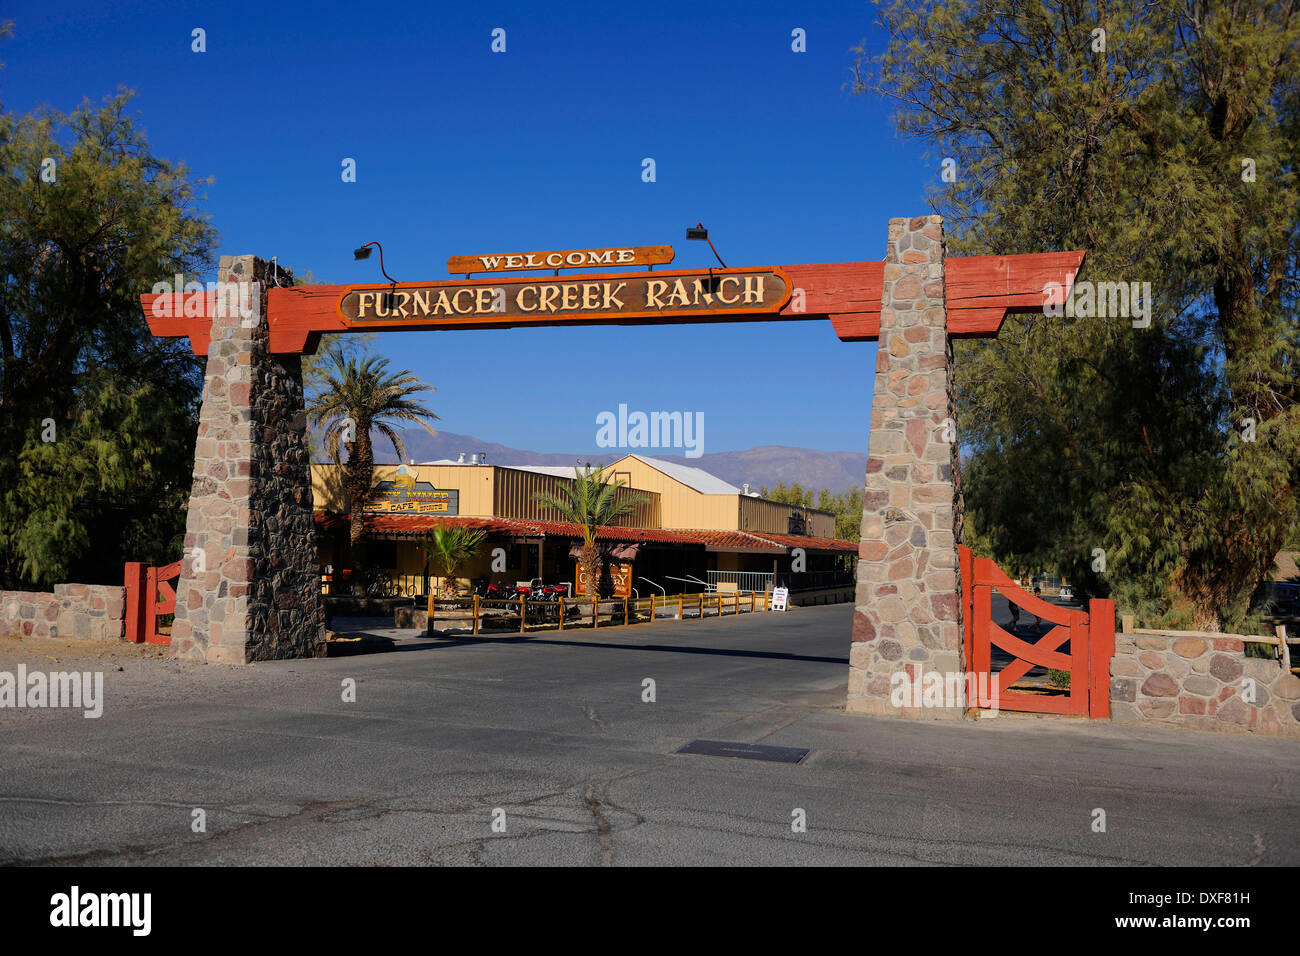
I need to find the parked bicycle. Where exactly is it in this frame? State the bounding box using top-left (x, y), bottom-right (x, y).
top-left (360, 569), bottom-right (400, 598)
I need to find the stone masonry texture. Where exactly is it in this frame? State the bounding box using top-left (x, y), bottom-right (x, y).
top-left (0, 585), bottom-right (126, 642)
top-left (1110, 631), bottom-right (1300, 738)
top-left (168, 255), bottom-right (324, 664)
top-left (847, 216), bottom-right (965, 718)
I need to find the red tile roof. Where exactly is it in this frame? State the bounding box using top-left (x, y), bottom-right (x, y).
top-left (748, 532), bottom-right (859, 553)
top-left (683, 531), bottom-right (785, 554)
top-left (312, 512), bottom-right (704, 545)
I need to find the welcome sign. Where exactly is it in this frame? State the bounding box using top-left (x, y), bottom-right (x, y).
top-left (336, 267), bottom-right (791, 327)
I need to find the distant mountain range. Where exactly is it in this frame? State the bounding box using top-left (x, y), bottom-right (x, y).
top-left (369, 429), bottom-right (869, 495)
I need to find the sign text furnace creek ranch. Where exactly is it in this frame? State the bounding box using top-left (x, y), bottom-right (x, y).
top-left (337, 267), bottom-right (791, 327)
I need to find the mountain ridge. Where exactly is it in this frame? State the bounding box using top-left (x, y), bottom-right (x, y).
top-left (367, 429), bottom-right (868, 494)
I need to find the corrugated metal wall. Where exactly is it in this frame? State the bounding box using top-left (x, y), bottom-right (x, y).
top-left (493, 468), bottom-right (660, 528)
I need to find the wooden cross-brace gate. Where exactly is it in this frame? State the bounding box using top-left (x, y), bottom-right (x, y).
top-left (959, 546), bottom-right (1115, 717)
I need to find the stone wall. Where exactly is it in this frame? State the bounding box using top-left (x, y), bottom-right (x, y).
top-left (1110, 631), bottom-right (1300, 738)
top-left (169, 255), bottom-right (325, 664)
top-left (847, 215), bottom-right (966, 718)
top-left (1, 585), bottom-right (126, 642)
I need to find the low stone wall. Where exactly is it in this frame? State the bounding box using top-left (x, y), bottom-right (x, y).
top-left (789, 586), bottom-right (855, 607)
top-left (394, 606), bottom-right (429, 630)
top-left (1110, 631), bottom-right (1299, 738)
top-left (0, 585), bottom-right (127, 642)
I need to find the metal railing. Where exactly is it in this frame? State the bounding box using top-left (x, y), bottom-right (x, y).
top-left (706, 570), bottom-right (774, 593)
top-left (773, 570), bottom-right (855, 591)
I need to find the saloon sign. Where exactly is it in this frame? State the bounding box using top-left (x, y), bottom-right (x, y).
top-left (337, 267), bottom-right (791, 328)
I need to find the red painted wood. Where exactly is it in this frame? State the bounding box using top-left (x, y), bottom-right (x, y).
top-left (1088, 598), bottom-right (1116, 718)
top-left (145, 566), bottom-right (160, 645)
top-left (988, 621), bottom-right (1072, 672)
top-left (138, 251), bottom-right (1086, 354)
top-left (959, 545), bottom-right (974, 679)
top-left (965, 549), bottom-right (1106, 718)
top-left (971, 557), bottom-right (1070, 625)
top-left (140, 561), bottom-right (181, 646)
top-left (972, 584), bottom-right (993, 707)
top-left (123, 562), bottom-right (147, 644)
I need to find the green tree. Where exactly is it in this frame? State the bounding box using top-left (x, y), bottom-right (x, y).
top-left (0, 91), bottom-right (215, 587)
top-left (533, 466), bottom-right (648, 596)
top-left (306, 345), bottom-right (439, 587)
top-left (857, 0), bottom-right (1300, 631)
top-left (417, 526), bottom-right (486, 597)
top-left (759, 483), bottom-right (864, 540)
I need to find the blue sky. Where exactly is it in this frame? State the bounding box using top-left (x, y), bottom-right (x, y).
top-left (2, 0), bottom-right (942, 457)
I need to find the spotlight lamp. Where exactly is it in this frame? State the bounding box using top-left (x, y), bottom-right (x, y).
top-left (685, 222), bottom-right (726, 268)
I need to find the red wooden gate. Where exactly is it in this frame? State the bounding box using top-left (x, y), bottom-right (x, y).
top-left (959, 546), bottom-right (1114, 717)
top-left (124, 560), bottom-right (181, 645)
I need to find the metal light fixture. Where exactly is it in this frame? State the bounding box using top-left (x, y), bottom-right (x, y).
top-left (353, 241), bottom-right (399, 283)
top-left (686, 222), bottom-right (726, 268)
top-left (354, 241), bottom-right (399, 312)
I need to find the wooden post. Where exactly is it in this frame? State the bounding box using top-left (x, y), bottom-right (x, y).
top-left (959, 545), bottom-right (973, 675)
top-left (734, 593), bottom-right (739, 616)
top-left (520, 595), bottom-right (526, 634)
top-left (677, 594), bottom-right (683, 620)
top-left (1121, 613), bottom-right (1134, 634)
top-left (427, 592), bottom-right (435, 639)
top-left (623, 597), bottom-right (629, 626)
top-left (558, 596), bottom-right (565, 631)
top-left (123, 562), bottom-right (147, 644)
top-left (750, 592), bottom-right (755, 613)
top-left (1277, 624), bottom-right (1291, 670)
top-left (592, 596), bottom-right (598, 630)
top-left (144, 565), bottom-right (159, 644)
top-left (472, 594), bottom-right (480, 636)
top-left (1088, 599), bottom-right (1116, 719)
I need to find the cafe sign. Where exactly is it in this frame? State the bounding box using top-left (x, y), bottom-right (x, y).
top-left (362, 468), bottom-right (459, 515)
top-left (336, 267), bottom-right (791, 327)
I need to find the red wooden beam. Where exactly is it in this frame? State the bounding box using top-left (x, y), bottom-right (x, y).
top-left (138, 251), bottom-right (1085, 355)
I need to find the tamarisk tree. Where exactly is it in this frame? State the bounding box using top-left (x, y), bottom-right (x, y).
top-left (857, 1), bottom-right (1299, 631)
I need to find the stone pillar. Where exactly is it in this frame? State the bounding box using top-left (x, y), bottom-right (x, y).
top-left (847, 216), bottom-right (965, 717)
top-left (169, 255), bottom-right (324, 664)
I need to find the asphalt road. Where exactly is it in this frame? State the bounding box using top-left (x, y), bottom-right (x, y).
top-left (0, 605), bottom-right (1295, 865)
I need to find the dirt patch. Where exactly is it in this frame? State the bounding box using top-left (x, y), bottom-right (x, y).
top-left (0, 634), bottom-right (167, 666)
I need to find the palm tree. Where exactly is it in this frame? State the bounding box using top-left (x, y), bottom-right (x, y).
top-left (307, 345), bottom-right (439, 590)
top-left (533, 466), bottom-right (648, 596)
top-left (417, 525), bottom-right (486, 597)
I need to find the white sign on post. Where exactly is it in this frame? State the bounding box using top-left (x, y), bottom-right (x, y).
top-left (771, 587), bottom-right (789, 612)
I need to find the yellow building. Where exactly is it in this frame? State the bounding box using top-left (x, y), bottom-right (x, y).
top-left (312, 453), bottom-right (855, 598)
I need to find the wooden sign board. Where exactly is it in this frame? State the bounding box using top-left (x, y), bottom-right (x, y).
top-left (771, 586), bottom-right (789, 612)
top-left (336, 267), bottom-right (791, 328)
top-left (138, 251), bottom-right (1086, 354)
top-left (447, 245), bottom-right (673, 274)
top-left (575, 561), bottom-right (633, 598)
top-left (361, 470), bottom-right (459, 516)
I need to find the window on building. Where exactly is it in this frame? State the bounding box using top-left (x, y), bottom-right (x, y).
top-left (371, 540), bottom-right (398, 570)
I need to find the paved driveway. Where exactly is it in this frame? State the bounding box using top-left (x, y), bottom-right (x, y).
top-left (0, 606), bottom-right (1295, 865)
